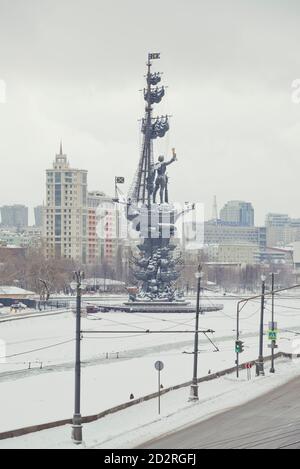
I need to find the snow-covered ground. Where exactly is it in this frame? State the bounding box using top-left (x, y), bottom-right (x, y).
top-left (0, 358), bottom-right (299, 449)
top-left (0, 293), bottom-right (300, 446)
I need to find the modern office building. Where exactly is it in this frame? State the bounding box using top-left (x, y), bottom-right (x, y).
top-left (0, 205), bottom-right (28, 228)
top-left (204, 221), bottom-right (266, 248)
top-left (204, 243), bottom-right (292, 266)
top-left (265, 213), bottom-right (300, 246)
top-left (220, 201), bottom-right (254, 227)
top-left (43, 143), bottom-right (88, 262)
top-left (205, 243), bottom-right (259, 265)
top-left (265, 213), bottom-right (290, 227)
top-left (34, 205), bottom-right (43, 227)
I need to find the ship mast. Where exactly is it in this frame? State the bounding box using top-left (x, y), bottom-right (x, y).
top-left (128, 52), bottom-right (169, 206)
top-left (146, 55), bottom-right (152, 210)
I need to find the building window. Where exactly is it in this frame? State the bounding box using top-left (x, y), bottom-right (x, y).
top-left (55, 185), bottom-right (61, 206)
top-left (55, 214), bottom-right (62, 237)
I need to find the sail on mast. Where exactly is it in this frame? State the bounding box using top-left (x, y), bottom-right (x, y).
top-left (128, 53), bottom-right (169, 205)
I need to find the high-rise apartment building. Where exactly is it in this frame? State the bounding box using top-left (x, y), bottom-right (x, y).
top-left (87, 191), bottom-right (103, 265)
top-left (0, 205), bottom-right (28, 228)
top-left (88, 191), bottom-right (118, 267)
top-left (43, 143), bottom-right (88, 262)
top-left (220, 201), bottom-right (254, 227)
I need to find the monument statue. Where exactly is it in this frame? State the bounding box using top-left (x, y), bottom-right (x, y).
top-left (153, 149), bottom-right (177, 204)
top-left (97, 53), bottom-right (224, 315)
top-left (125, 53), bottom-right (192, 308)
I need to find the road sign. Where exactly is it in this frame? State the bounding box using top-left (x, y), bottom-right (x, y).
top-left (154, 361), bottom-right (164, 415)
top-left (245, 362), bottom-right (253, 380)
top-left (268, 322), bottom-right (277, 330)
top-left (268, 330), bottom-right (277, 341)
top-left (155, 360), bottom-right (164, 371)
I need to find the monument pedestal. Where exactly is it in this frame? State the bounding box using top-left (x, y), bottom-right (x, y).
top-left (123, 300), bottom-right (195, 313)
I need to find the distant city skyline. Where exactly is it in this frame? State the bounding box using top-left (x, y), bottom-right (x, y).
top-left (1, 194), bottom-right (300, 229)
top-left (1, 1), bottom-right (300, 225)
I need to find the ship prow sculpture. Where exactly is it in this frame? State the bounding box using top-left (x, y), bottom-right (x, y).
top-left (123, 53), bottom-right (194, 312)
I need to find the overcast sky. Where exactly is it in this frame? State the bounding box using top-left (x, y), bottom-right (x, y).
top-left (0, 0), bottom-right (300, 225)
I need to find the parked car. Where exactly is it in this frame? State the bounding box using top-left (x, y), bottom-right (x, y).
top-left (11, 302), bottom-right (27, 311)
top-left (0, 303), bottom-right (4, 308)
top-left (86, 305), bottom-right (100, 314)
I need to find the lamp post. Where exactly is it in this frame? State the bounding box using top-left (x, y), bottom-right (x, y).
top-left (71, 271), bottom-right (84, 444)
top-left (236, 301), bottom-right (242, 378)
top-left (269, 272), bottom-right (279, 374)
top-left (256, 274), bottom-right (266, 376)
top-left (189, 265), bottom-right (204, 401)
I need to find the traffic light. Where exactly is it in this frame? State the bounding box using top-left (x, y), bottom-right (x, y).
top-left (235, 340), bottom-right (244, 354)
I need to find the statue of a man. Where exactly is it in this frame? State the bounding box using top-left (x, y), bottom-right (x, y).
top-left (153, 148), bottom-right (177, 204)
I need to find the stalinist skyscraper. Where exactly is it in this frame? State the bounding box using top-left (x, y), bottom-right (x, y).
top-left (43, 143), bottom-right (88, 263)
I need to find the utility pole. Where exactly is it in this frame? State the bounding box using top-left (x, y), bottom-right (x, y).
top-left (189, 265), bottom-right (203, 401)
top-left (270, 272), bottom-right (276, 373)
top-left (71, 270), bottom-right (84, 444)
top-left (114, 176), bottom-right (125, 278)
top-left (236, 283), bottom-right (300, 378)
top-left (236, 301), bottom-right (241, 378)
top-left (256, 274), bottom-right (266, 376)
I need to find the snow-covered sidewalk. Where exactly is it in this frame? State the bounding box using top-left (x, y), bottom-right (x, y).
top-left (0, 295), bottom-right (300, 448)
top-left (0, 358), bottom-right (299, 449)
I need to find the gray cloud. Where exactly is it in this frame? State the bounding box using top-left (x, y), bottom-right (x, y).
top-left (0, 0), bottom-right (300, 224)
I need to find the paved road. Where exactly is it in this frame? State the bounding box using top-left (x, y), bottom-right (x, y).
top-left (143, 376), bottom-right (300, 449)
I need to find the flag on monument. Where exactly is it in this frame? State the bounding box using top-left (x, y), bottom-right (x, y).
top-left (115, 177), bottom-right (125, 184)
top-left (149, 53), bottom-right (160, 60)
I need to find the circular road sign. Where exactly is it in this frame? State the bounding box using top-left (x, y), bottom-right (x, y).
top-left (155, 360), bottom-right (164, 371)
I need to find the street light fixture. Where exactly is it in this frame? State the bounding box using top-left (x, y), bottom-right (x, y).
top-left (189, 265), bottom-right (204, 401)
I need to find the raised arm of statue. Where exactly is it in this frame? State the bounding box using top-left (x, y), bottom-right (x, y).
top-left (165, 148), bottom-right (177, 166)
